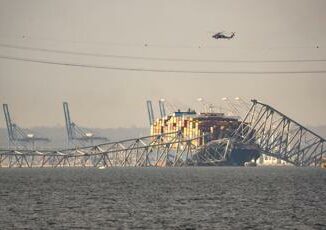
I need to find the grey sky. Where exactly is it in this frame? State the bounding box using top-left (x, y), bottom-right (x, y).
top-left (0, 0), bottom-right (325, 128)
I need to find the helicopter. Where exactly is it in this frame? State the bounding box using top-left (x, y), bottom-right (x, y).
top-left (212, 32), bottom-right (235, 40)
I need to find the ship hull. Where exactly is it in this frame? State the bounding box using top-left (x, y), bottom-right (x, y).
top-left (193, 139), bottom-right (260, 166)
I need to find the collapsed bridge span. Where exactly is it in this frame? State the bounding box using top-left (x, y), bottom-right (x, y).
top-left (0, 100), bottom-right (325, 168)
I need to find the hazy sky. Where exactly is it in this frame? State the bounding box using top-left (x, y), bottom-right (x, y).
top-left (0, 0), bottom-right (325, 128)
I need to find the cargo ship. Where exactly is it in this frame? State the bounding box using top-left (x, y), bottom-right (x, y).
top-left (150, 109), bottom-right (260, 166)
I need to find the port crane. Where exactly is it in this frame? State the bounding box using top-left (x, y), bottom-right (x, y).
top-left (146, 100), bottom-right (155, 126)
top-left (2, 104), bottom-right (49, 149)
top-left (158, 99), bottom-right (179, 117)
top-left (158, 99), bottom-right (166, 118)
top-left (63, 102), bottom-right (108, 146)
top-left (147, 99), bottom-right (168, 124)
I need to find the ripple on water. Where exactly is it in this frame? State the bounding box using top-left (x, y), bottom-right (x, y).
top-left (0, 167), bottom-right (325, 229)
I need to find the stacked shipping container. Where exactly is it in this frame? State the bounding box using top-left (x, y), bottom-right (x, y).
top-left (151, 111), bottom-right (242, 147)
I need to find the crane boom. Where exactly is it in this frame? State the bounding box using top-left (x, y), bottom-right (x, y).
top-left (63, 102), bottom-right (73, 140)
top-left (3, 104), bottom-right (14, 141)
top-left (146, 100), bottom-right (155, 126)
top-left (159, 100), bottom-right (166, 118)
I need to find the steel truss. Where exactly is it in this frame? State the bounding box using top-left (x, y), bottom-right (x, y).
top-left (1, 100), bottom-right (325, 168)
top-left (192, 139), bottom-right (233, 166)
top-left (234, 100), bottom-right (325, 166)
top-left (0, 132), bottom-right (206, 168)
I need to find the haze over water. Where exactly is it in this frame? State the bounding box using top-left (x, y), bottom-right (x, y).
top-left (0, 167), bottom-right (325, 229)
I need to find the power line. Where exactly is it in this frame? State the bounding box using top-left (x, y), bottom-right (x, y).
top-left (0, 43), bottom-right (326, 64)
top-left (1, 54), bottom-right (326, 74)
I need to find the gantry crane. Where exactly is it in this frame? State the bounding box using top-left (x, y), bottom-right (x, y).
top-left (146, 100), bottom-right (155, 126)
top-left (63, 102), bottom-right (108, 146)
top-left (158, 99), bottom-right (166, 118)
top-left (2, 104), bottom-right (49, 149)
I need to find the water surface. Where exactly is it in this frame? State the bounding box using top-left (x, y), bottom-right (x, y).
top-left (0, 167), bottom-right (325, 229)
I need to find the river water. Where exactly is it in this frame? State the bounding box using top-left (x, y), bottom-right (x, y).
top-left (0, 167), bottom-right (325, 229)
